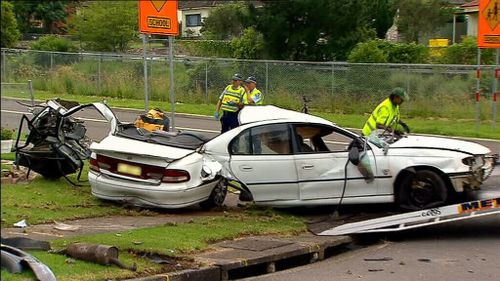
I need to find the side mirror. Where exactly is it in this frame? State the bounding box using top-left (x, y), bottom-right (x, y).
top-left (348, 145), bottom-right (360, 166)
top-left (347, 137), bottom-right (365, 166)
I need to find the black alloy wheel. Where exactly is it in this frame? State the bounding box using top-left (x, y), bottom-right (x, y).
top-left (398, 170), bottom-right (448, 211)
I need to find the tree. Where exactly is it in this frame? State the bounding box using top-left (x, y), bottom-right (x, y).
top-left (12, 1), bottom-right (75, 33)
top-left (1, 1), bottom-right (20, 48)
top-left (200, 2), bottom-right (250, 40)
top-left (69, 1), bottom-right (137, 52)
top-left (396, 0), bottom-right (453, 43)
top-left (231, 27), bottom-right (265, 59)
top-left (369, 0), bottom-right (397, 39)
top-left (254, 0), bottom-right (380, 61)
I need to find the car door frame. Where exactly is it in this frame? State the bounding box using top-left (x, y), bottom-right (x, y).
top-left (227, 122), bottom-right (300, 203)
top-left (290, 123), bottom-right (381, 203)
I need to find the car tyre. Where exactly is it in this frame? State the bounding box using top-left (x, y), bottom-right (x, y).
top-left (398, 170), bottom-right (448, 211)
top-left (200, 179), bottom-right (227, 210)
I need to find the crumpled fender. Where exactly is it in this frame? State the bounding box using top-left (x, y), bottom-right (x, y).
top-left (0, 244), bottom-right (57, 281)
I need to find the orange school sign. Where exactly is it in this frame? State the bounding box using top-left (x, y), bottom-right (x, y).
top-left (478, 0), bottom-right (500, 48)
top-left (138, 0), bottom-right (179, 35)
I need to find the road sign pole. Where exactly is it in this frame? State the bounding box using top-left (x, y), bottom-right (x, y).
top-left (2, 50), bottom-right (6, 82)
top-left (142, 34), bottom-right (149, 112)
top-left (476, 48), bottom-right (481, 131)
top-left (493, 48), bottom-right (499, 129)
top-left (168, 36), bottom-right (175, 132)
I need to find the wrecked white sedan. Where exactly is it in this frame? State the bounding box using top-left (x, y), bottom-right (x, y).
top-left (89, 105), bottom-right (496, 210)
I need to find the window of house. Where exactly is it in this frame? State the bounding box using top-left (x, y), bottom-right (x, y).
top-left (185, 14), bottom-right (202, 27)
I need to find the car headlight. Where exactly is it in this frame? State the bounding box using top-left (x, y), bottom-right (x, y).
top-left (462, 155), bottom-right (485, 169)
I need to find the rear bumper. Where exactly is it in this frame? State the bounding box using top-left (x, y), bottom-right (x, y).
top-left (89, 171), bottom-right (219, 209)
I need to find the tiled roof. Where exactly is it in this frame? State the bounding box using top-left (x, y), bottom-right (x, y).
top-left (460, 0), bottom-right (479, 8)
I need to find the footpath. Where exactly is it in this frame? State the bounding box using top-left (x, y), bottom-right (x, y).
top-left (1, 193), bottom-right (353, 281)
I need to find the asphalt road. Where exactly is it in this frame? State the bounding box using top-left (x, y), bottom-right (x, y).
top-left (240, 214), bottom-right (500, 281)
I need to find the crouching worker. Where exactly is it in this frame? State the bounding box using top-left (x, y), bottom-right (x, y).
top-left (134, 108), bottom-right (170, 132)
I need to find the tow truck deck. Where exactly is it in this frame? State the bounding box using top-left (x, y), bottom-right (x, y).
top-left (318, 197), bottom-right (500, 236)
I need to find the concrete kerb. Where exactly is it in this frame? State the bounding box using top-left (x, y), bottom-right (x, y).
top-left (125, 234), bottom-right (352, 281)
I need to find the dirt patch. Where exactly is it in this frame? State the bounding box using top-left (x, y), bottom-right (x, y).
top-left (1, 162), bottom-right (38, 184)
top-left (0, 193), bottom-right (244, 241)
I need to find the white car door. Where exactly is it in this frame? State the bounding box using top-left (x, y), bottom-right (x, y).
top-left (292, 124), bottom-right (379, 201)
top-left (229, 124), bottom-right (299, 203)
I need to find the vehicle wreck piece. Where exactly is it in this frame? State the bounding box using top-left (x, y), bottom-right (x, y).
top-left (15, 99), bottom-right (116, 184)
top-left (65, 243), bottom-right (136, 271)
top-left (0, 244), bottom-right (57, 281)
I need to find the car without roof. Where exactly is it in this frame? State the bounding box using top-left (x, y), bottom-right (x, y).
top-left (88, 105), bottom-right (496, 210)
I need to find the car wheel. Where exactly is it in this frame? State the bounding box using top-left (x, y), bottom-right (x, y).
top-left (398, 170), bottom-right (448, 211)
top-left (199, 179), bottom-right (227, 210)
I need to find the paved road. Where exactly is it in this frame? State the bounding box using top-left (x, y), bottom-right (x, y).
top-left (240, 214), bottom-right (500, 281)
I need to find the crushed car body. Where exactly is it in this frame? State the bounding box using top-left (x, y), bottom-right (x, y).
top-left (89, 105), bottom-right (496, 210)
top-left (14, 99), bottom-right (116, 183)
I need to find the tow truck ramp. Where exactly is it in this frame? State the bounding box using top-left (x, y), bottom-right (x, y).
top-left (319, 197), bottom-right (500, 236)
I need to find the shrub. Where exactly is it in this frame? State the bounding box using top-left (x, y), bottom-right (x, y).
top-left (348, 40), bottom-right (388, 63)
top-left (1, 1), bottom-right (20, 48)
top-left (348, 39), bottom-right (429, 63)
top-left (1, 128), bottom-right (14, 140)
top-left (30, 35), bottom-right (76, 52)
top-left (176, 40), bottom-right (233, 57)
top-left (231, 27), bottom-right (265, 59)
top-left (439, 36), bottom-right (495, 65)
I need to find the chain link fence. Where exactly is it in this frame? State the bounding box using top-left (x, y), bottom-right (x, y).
top-left (1, 48), bottom-right (498, 122)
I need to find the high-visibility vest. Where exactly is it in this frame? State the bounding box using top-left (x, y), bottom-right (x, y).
top-left (244, 88), bottom-right (264, 105)
top-left (220, 85), bottom-right (245, 112)
top-left (362, 98), bottom-right (400, 136)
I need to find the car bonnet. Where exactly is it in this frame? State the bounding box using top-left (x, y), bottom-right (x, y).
top-left (390, 135), bottom-right (491, 155)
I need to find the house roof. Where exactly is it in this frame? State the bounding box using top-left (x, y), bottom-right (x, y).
top-left (178, 1), bottom-right (262, 10)
top-left (460, 0), bottom-right (478, 8)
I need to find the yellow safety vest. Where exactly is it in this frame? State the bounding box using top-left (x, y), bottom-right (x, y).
top-left (362, 98), bottom-right (400, 136)
top-left (220, 85), bottom-right (245, 112)
top-left (244, 88), bottom-right (264, 105)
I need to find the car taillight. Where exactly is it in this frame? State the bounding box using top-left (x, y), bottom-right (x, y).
top-left (162, 169), bottom-right (190, 183)
top-left (89, 156), bottom-right (99, 172)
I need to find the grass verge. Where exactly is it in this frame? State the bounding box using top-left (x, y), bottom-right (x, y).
top-left (3, 92), bottom-right (498, 140)
top-left (1, 211), bottom-right (305, 281)
top-left (0, 164), bottom-right (155, 226)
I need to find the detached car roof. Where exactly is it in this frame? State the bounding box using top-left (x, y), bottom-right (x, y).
top-left (238, 105), bottom-right (334, 126)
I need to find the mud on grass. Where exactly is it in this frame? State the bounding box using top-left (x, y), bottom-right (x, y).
top-left (1, 213), bottom-right (305, 281)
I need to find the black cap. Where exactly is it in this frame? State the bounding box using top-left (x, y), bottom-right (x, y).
top-left (245, 76), bottom-right (257, 84)
top-left (232, 73), bottom-right (243, 81)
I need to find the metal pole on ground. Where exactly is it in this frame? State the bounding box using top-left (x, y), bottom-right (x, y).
top-left (205, 61), bottom-right (209, 104)
top-left (452, 14), bottom-right (456, 44)
top-left (168, 36), bottom-right (176, 131)
top-left (28, 80), bottom-right (34, 106)
top-left (98, 54), bottom-right (102, 94)
top-left (331, 63), bottom-right (335, 96)
top-left (50, 52), bottom-right (54, 71)
top-left (493, 49), bottom-right (499, 129)
top-left (142, 34), bottom-right (149, 112)
top-left (265, 61), bottom-right (269, 96)
top-left (2, 50), bottom-right (6, 82)
top-left (476, 48), bottom-right (482, 131)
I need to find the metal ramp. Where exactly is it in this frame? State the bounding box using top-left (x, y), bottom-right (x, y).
top-left (319, 197), bottom-right (500, 236)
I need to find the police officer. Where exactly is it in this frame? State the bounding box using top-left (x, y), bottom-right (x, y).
top-left (215, 73), bottom-right (246, 133)
top-left (243, 76), bottom-right (264, 105)
top-left (362, 87), bottom-right (410, 138)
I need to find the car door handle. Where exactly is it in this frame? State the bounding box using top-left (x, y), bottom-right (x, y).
top-left (302, 164), bottom-right (314, 170)
top-left (239, 165), bottom-right (253, 171)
